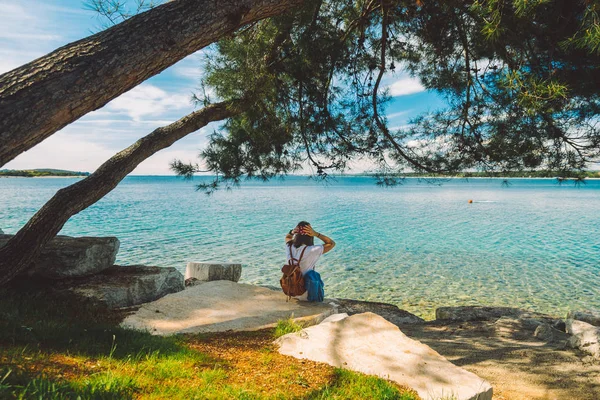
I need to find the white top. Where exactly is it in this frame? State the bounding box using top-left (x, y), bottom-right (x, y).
top-left (286, 244), bottom-right (324, 276)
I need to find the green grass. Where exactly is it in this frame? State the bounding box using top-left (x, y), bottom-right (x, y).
top-left (0, 372), bottom-right (136, 400)
top-left (273, 317), bottom-right (304, 338)
top-left (306, 369), bottom-right (416, 400)
top-left (0, 283), bottom-right (419, 400)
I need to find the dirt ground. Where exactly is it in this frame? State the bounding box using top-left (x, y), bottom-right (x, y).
top-left (399, 318), bottom-right (600, 400)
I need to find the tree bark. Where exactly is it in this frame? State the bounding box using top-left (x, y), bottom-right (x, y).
top-left (0, 99), bottom-right (244, 286)
top-left (0, 0), bottom-right (304, 167)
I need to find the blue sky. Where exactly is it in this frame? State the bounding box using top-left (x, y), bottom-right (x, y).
top-left (1, 0), bottom-right (446, 174)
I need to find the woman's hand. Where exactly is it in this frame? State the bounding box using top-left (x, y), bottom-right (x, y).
top-left (300, 224), bottom-right (317, 237)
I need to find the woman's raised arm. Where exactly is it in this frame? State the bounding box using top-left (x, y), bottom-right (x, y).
top-left (284, 227), bottom-right (298, 243)
top-left (301, 225), bottom-right (336, 254)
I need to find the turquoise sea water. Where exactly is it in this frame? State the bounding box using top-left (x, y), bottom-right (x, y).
top-left (1, 176), bottom-right (599, 318)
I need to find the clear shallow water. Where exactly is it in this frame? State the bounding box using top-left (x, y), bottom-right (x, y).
top-left (1, 176), bottom-right (599, 319)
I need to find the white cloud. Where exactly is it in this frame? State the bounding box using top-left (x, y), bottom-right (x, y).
top-left (386, 110), bottom-right (412, 120)
top-left (0, 53), bottom-right (34, 75)
top-left (0, 32), bottom-right (61, 41)
top-left (172, 51), bottom-right (205, 81)
top-left (388, 77), bottom-right (425, 97)
top-left (4, 122), bottom-right (213, 175)
top-left (0, 1), bottom-right (215, 175)
top-left (131, 148), bottom-right (203, 175)
top-left (3, 133), bottom-right (115, 173)
top-left (0, 2), bottom-right (68, 74)
top-left (389, 124), bottom-right (412, 131)
top-left (76, 118), bottom-right (176, 126)
top-left (0, 3), bottom-right (35, 22)
top-left (106, 84), bottom-right (194, 121)
top-left (345, 157), bottom-right (378, 173)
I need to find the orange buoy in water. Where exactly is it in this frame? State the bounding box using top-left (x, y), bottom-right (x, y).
top-left (468, 199), bottom-right (473, 204)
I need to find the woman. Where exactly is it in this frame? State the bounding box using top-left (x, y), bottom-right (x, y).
top-left (284, 221), bottom-right (335, 301)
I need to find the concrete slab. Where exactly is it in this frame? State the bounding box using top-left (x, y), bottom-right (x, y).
top-left (121, 281), bottom-right (336, 335)
top-left (185, 262), bottom-right (241, 282)
top-left (275, 312), bottom-right (493, 400)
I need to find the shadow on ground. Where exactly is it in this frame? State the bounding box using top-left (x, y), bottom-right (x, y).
top-left (399, 319), bottom-right (600, 400)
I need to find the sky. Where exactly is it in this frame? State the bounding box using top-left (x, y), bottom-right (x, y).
top-left (1, 0), bottom-right (446, 175)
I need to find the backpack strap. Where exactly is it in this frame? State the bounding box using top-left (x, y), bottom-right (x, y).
top-left (297, 246), bottom-right (308, 265)
top-left (288, 245), bottom-right (309, 267)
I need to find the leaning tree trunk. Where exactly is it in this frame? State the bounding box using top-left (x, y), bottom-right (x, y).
top-left (0, 0), bottom-right (304, 167)
top-left (0, 99), bottom-right (244, 286)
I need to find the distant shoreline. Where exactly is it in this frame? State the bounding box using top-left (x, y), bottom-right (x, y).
top-left (0, 175), bottom-right (86, 178)
top-left (2, 174), bottom-right (598, 180)
top-left (0, 169), bottom-right (89, 178)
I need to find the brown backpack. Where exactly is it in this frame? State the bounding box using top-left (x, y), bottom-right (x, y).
top-left (280, 245), bottom-right (308, 301)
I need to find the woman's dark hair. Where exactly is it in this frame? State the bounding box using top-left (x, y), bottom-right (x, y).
top-left (290, 221), bottom-right (314, 248)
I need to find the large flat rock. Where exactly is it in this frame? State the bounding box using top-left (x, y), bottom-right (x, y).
top-left (566, 319), bottom-right (600, 359)
top-left (121, 281), bottom-right (337, 335)
top-left (56, 265), bottom-right (184, 308)
top-left (275, 312), bottom-right (493, 400)
top-left (1, 234), bottom-right (119, 279)
top-left (568, 310), bottom-right (600, 327)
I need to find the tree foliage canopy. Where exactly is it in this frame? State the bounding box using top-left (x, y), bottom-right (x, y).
top-left (169, 0), bottom-right (600, 189)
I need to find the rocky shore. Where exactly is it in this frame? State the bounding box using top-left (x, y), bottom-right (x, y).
top-left (5, 234), bottom-right (600, 399)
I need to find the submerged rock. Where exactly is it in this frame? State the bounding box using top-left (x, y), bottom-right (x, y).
top-left (566, 319), bottom-right (600, 360)
top-left (55, 265), bottom-right (184, 309)
top-left (275, 312), bottom-right (493, 400)
top-left (0, 234), bottom-right (119, 279)
top-left (436, 306), bottom-right (551, 324)
top-left (333, 298), bottom-right (424, 325)
top-left (568, 310), bottom-right (600, 327)
top-left (185, 262), bottom-right (241, 282)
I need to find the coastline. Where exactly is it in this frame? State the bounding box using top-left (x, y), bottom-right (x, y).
top-left (4, 173), bottom-right (597, 180)
top-left (4, 276), bottom-right (598, 399)
top-left (0, 175), bottom-right (86, 178)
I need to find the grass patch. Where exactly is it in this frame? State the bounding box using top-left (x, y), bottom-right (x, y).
top-left (0, 369), bottom-right (136, 399)
top-left (273, 316), bottom-right (304, 338)
top-left (0, 283), bottom-right (419, 399)
top-left (306, 369), bottom-right (417, 399)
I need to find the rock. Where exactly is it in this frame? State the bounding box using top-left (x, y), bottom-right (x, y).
top-left (185, 262), bottom-right (241, 282)
top-left (566, 319), bottom-right (600, 359)
top-left (275, 312), bottom-right (492, 400)
top-left (334, 298), bottom-right (424, 325)
top-left (436, 306), bottom-right (550, 323)
top-left (121, 281), bottom-right (337, 335)
top-left (0, 234), bottom-right (119, 279)
top-left (567, 310), bottom-right (600, 327)
top-left (0, 228), bottom-right (3, 234)
top-left (55, 265), bottom-right (184, 309)
top-left (553, 319), bottom-right (567, 332)
top-left (519, 315), bottom-right (558, 331)
top-left (534, 323), bottom-right (567, 342)
top-left (185, 277), bottom-right (200, 287)
top-left (321, 313), bottom-right (349, 323)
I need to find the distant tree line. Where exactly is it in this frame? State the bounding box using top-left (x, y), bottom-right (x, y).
top-left (0, 170), bottom-right (89, 177)
top-left (398, 171), bottom-right (600, 179)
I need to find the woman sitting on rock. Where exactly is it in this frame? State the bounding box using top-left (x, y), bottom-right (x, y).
top-left (283, 221), bottom-right (335, 301)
